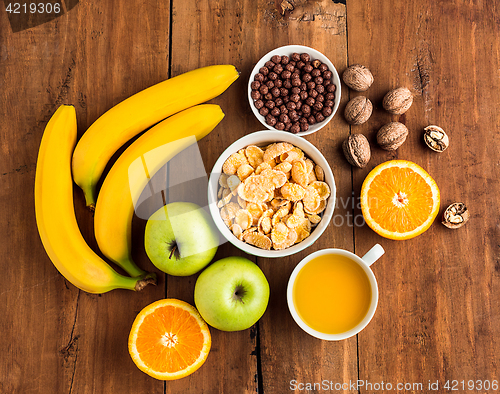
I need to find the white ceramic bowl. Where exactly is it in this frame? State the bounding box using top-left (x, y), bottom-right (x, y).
top-left (208, 131), bottom-right (336, 258)
top-left (248, 45), bottom-right (341, 136)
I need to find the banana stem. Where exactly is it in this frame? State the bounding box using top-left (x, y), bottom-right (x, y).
top-left (134, 273), bottom-right (157, 292)
top-left (117, 258), bottom-right (148, 277)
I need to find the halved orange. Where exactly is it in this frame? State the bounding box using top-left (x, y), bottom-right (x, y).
top-left (128, 299), bottom-right (211, 380)
top-left (360, 160), bottom-right (440, 240)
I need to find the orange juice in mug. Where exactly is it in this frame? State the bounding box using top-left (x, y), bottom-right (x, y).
top-left (287, 245), bottom-right (384, 340)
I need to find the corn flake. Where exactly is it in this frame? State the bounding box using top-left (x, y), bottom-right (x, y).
top-left (237, 196), bottom-right (247, 209)
top-left (260, 169), bottom-right (287, 191)
top-left (237, 164), bottom-right (254, 181)
top-left (295, 219), bottom-right (311, 243)
top-left (223, 152), bottom-right (248, 175)
top-left (238, 176), bottom-right (269, 203)
top-left (291, 160), bottom-right (309, 188)
top-left (314, 165), bottom-right (325, 182)
top-left (303, 187), bottom-right (321, 213)
top-left (217, 188), bottom-right (232, 208)
top-left (307, 199), bottom-right (327, 215)
top-left (280, 147), bottom-right (304, 163)
top-left (255, 162), bottom-right (272, 175)
top-left (227, 175), bottom-right (241, 192)
top-left (246, 203), bottom-right (265, 225)
top-left (307, 214), bottom-right (322, 225)
top-left (244, 232), bottom-right (272, 250)
top-left (274, 228), bottom-right (298, 250)
top-left (230, 224), bottom-right (243, 238)
top-left (258, 215), bottom-right (272, 234)
top-left (263, 142), bottom-right (294, 162)
top-left (240, 227), bottom-right (257, 241)
top-left (274, 161), bottom-right (292, 174)
top-left (271, 222), bottom-right (289, 245)
top-left (308, 169), bottom-right (317, 184)
top-left (223, 216), bottom-right (233, 228)
top-left (219, 174), bottom-right (229, 188)
top-left (221, 202), bottom-right (240, 221)
top-left (270, 198), bottom-right (289, 209)
top-left (280, 183), bottom-right (306, 201)
top-left (305, 158), bottom-right (314, 175)
top-left (272, 205), bottom-right (290, 226)
top-left (235, 209), bottom-right (253, 230)
top-left (309, 181), bottom-right (330, 200)
top-left (245, 145), bottom-right (264, 168)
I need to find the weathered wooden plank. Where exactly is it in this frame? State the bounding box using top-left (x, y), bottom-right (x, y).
top-left (164, 1), bottom-right (259, 392)
top-left (0, 1), bottom-right (170, 392)
top-left (255, 3), bottom-right (358, 391)
top-left (347, 0), bottom-right (500, 388)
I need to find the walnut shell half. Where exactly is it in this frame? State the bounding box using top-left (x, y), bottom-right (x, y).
top-left (383, 87), bottom-right (413, 115)
top-left (442, 202), bottom-right (469, 229)
top-left (377, 122), bottom-right (409, 151)
top-left (344, 96), bottom-right (372, 125)
top-left (424, 125), bottom-right (449, 152)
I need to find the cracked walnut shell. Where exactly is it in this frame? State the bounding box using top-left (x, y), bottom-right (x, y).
top-left (442, 203), bottom-right (469, 229)
top-left (424, 125), bottom-right (449, 152)
top-left (344, 96), bottom-right (372, 125)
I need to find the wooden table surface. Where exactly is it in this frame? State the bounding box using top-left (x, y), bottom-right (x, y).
top-left (1, 1), bottom-right (499, 393)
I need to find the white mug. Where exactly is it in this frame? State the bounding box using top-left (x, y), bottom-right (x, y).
top-left (287, 244), bottom-right (385, 340)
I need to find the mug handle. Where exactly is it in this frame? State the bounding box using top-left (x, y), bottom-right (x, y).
top-left (361, 244), bottom-right (385, 266)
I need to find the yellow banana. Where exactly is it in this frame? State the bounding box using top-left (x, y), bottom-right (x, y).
top-left (72, 65), bottom-right (239, 207)
top-left (94, 105), bottom-right (224, 274)
top-left (35, 105), bottom-right (156, 294)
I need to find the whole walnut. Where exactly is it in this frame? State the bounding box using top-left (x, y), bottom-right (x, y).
top-left (344, 96), bottom-right (372, 125)
top-left (342, 134), bottom-right (371, 168)
top-left (383, 87), bottom-right (413, 115)
top-left (377, 122), bottom-right (408, 150)
top-left (342, 65), bottom-right (374, 91)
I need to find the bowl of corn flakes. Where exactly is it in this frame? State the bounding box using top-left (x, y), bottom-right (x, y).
top-left (208, 131), bottom-right (336, 258)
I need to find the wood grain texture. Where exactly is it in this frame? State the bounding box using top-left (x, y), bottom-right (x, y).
top-left (1, 0), bottom-right (499, 392)
top-left (165, 1), bottom-right (259, 392)
top-left (0, 1), bottom-right (169, 393)
top-left (251, 1), bottom-right (359, 392)
top-left (347, 0), bottom-right (500, 389)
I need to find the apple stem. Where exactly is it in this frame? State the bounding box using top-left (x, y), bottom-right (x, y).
top-left (169, 245), bottom-right (177, 260)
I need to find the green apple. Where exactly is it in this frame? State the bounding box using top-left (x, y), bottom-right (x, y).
top-left (194, 256), bottom-right (270, 331)
top-left (144, 202), bottom-right (219, 276)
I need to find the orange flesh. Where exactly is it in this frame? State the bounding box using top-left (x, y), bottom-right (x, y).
top-left (135, 305), bottom-right (205, 373)
top-left (366, 167), bottom-right (434, 232)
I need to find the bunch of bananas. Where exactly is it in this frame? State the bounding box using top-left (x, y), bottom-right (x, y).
top-left (35, 65), bottom-right (239, 293)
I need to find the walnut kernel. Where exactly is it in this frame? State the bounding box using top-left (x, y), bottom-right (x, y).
top-left (442, 203), bottom-right (469, 229)
top-left (424, 125), bottom-right (449, 152)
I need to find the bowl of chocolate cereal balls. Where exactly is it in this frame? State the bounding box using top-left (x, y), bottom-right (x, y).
top-left (248, 45), bottom-right (341, 136)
